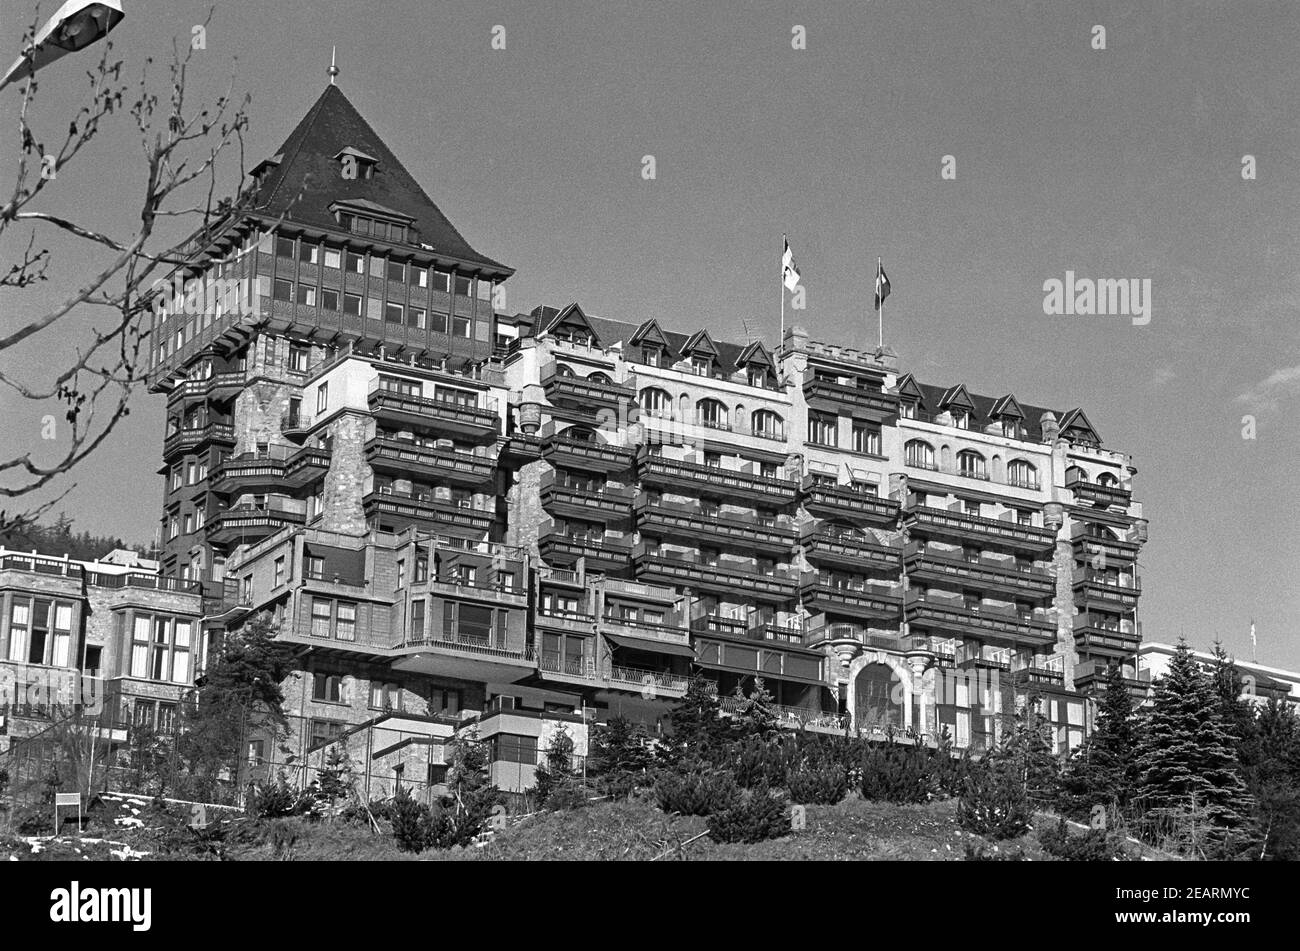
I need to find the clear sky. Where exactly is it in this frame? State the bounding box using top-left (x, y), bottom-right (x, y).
top-left (2, 0), bottom-right (1298, 667)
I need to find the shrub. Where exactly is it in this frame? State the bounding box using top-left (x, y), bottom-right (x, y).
top-left (860, 742), bottom-right (934, 804)
top-left (706, 782), bottom-right (789, 844)
top-left (731, 735), bottom-right (792, 790)
top-left (963, 843), bottom-right (1031, 861)
top-left (248, 777), bottom-right (314, 819)
top-left (1038, 817), bottom-right (1127, 861)
top-left (787, 764), bottom-right (849, 805)
top-left (389, 788), bottom-right (436, 853)
top-left (957, 763), bottom-right (1033, 840)
top-left (653, 769), bottom-right (739, 817)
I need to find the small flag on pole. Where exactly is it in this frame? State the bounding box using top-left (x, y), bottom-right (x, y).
top-left (874, 267), bottom-right (891, 310)
top-left (1250, 619), bottom-right (1257, 654)
top-left (782, 238), bottom-right (801, 291)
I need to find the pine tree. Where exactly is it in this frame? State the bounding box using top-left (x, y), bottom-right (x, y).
top-left (316, 744), bottom-right (356, 816)
top-left (991, 693), bottom-right (1059, 805)
top-left (731, 677), bottom-right (778, 739)
top-left (1134, 640), bottom-right (1255, 853)
top-left (1058, 664), bottom-right (1138, 818)
top-left (588, 714), bottom-right (651, 798)
top-left (533, 726), bottom-right (583, 809)
top-left (658, 674), bottom-right (727, 768)
top-left (1241, 699), bottom-right (1300, 860)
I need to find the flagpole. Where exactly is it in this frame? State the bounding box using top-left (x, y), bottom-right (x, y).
top-left (877, 256), bottom-right (884, 350)
top-left (780, 234), bottom-right (786, 359)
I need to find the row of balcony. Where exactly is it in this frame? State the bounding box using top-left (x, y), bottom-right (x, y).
top-left (162, 421), bottom-right (235, 460)
top-left (166, 370), bottom-right (245, 405)
top-left (367, 380), bottom-right (500, 444)
top-left (211, 446), bottom-right (332, 494)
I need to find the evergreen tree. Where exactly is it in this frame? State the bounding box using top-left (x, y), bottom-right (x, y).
top-left (316, 744), bottom-right (356, 816)
top-left (730, 677), bottom-right (778, 740)
top-left (1241, 699), bottom-right (1300, 860)
top-left (587, 714), bottom-right (651, 798)
top-left (1133, 640), bottom-right (1255, 853)
top-left (175, 615), bottom-right (296, 800)
top-left (1058, 664), bottom-right (1138, 818)
top-left (1209, 642), bottom-right (1260, 758)
top-left (991, 693), bottom-right (1059, 805)
top-left (658, 674), bottom-right (727, 767)
top-left (533, 726), bottom-right (582, 808)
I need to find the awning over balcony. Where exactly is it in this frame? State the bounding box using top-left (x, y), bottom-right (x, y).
top-left (603, 633), bottom-right (695, 658)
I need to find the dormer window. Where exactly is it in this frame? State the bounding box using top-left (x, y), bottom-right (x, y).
top-left (691, 355), bottom-right (713, 377)
top-left (900, 401), bottom-right (916, 419)
top-left (643, 347), bottom-right (661, 367)
top-left (335, 146), bottom-right (379, 181)
top-left (1001, 418), bottom-right (1022, 439)
top-left (747, 367), bottom-right (769, 389)
top-left (952, 411), bottom-right (970, 430)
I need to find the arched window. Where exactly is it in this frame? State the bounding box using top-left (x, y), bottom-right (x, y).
top-left (587, 371), bottom-right (613, 386)
top-left (957, 450), bottom-right (987, 480)
top-left (752, 409), bottom-right (784, 439)
top-left (639, 387), bottom-right (673, 419)
top-left (696, 398), bottom-right (729, 430)
top-left (1096, 472), bottom-right (1119, 487)
top-left (555, 363), bottom-right (574, 378)
top-left (1065, 465), bottom-right (1088, 485)
top-left (1007, 459), bottom-right (1038, 489)
top-left (905, 439), bottom-right (935, 470)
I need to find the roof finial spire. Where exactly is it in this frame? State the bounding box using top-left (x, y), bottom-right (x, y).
top-left (328, 46), bottom-right (339, 85)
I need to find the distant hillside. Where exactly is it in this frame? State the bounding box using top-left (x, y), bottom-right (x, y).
top-left (0, 513), bottom-right (153, 563)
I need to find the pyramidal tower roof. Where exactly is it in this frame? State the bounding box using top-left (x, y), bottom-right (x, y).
top-left (252, 84), bottom-right (511, 277)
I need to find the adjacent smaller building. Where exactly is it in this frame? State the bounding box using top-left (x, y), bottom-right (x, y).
top-left (1137, 641), bottom-right (1300, 708)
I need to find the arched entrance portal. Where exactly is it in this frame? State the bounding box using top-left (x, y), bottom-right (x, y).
top-left (854, 662), bottom-right (904, 731)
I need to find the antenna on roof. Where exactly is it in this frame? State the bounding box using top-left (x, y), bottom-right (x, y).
top-left (328, 46), bottom-right (339, 85)
top-left (740, 317), bottom-right (761, 345)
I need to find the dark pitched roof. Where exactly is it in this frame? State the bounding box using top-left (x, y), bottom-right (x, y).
top-left (251, 84), bottom-right (511, 276)
top-left (911, 382), bottom-right (1073, 443)
top-left (523, 307), bottom-right (754, 371)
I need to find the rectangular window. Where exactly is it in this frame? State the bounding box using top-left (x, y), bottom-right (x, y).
top-left (289, 345), bottom-right (309, 374)
top-left (316, 383), bottom-right (328, 413)
top-left (414, 553), bottom-right (429, 582)
top-left (306, 555), bottom-right (325, 580)
top-left (313, 673), bottom-right (343, 703)
top-left (273, 279), bottom-right (293, 302)
top-left (336, 602), bottom-right (356, 642)
top-left (366, 297), bottom-right (383, 321)
top-left (454, 274), bottom-right (472, 296)
top-left (852, 422), bottom-right (881, 455)
top-left (273, 557), bottom-right (286, 587)
top-left (310, 719), bottom-right (345, 748)
top-left (345, 252), bottom-right (365, 274)
top-left (321, 288), bottom-right (339, 311)
top-left (452, 315), bottom-right (471, 338)
top-left (386, 260), bottom-right (406, 283)
top-left (476, 279), bottom-right (492, 301)
top-left (808, 412), bottom-right (838, 447)
top-left (297, 284), bottom-right (317, 307)
top-left (323, 247), bottom-right (341, 269)
top-left (408, 266), bottom-right (428, 288)
top-left (431, 270), bottom-right (450, 293)
top-left (298, 242), bottom-right (319, 264)
top-left (385, 302), bottom-right (404, 324)
top-left (275, 236), bottom-right (295, 258)
top-left (408, 307), bottom-right (426, 330)
top-left (310, 597), bottom-right (332, 638)
top-left (371, 682), bottom-right (403, 711)
top-left (411, 599), bottom-right (425, 640)
top-left (430, 312), bottom-right (448, 333)
top-left (343, 293), bottom-right (362, 317)
top-left (130, 615), bottom-right (150, 676)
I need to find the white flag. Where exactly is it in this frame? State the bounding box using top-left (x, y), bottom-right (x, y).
top-left (1250, 619), bottom-right (1256, 651)
top-left (782, 238), bottom-right (801, 291)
